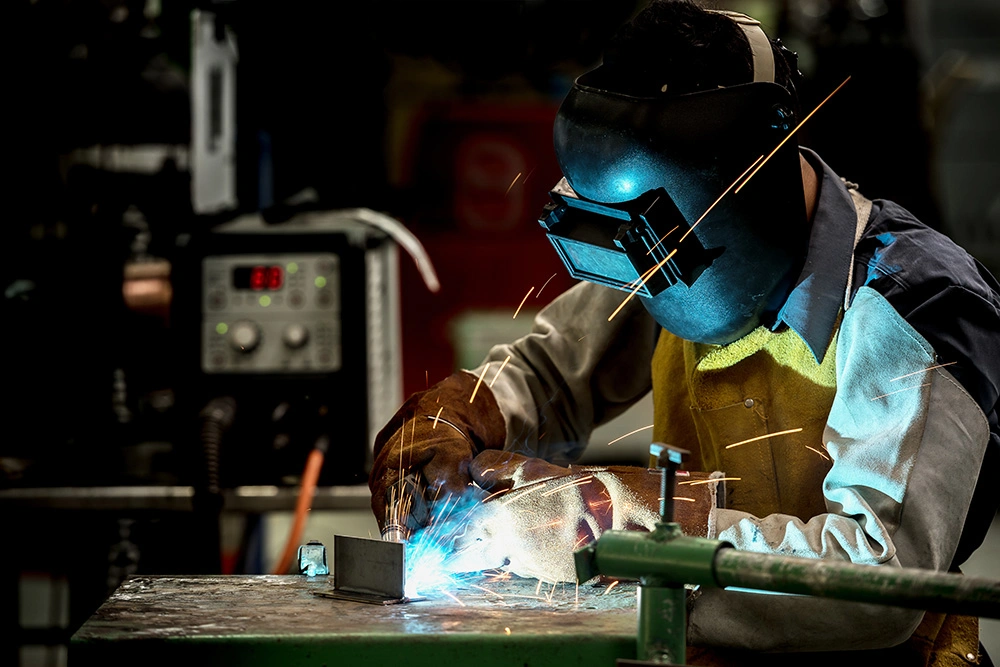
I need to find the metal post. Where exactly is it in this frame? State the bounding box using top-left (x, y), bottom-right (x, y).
top-left (637, 584), bottom-right (687, 664)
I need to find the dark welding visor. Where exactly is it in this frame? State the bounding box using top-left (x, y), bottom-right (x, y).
top-left (539, 75), bottom-right (797, 297)
top-left (539, 177), bottom-right (723, 297)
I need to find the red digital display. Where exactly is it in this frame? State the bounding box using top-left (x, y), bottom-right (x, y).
top-left (233, 265), bottom-right (283, 291)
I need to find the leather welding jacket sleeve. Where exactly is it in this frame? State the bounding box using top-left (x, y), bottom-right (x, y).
top-left (470, 275), bottom-right (997, 652)
top-left (472, 280), bottom-right (660, 465)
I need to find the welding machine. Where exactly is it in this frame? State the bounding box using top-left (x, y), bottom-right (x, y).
top-left (172, 206), bottom-right (438, 488)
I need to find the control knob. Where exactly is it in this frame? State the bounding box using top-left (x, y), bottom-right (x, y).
top-left (228, 320), bottom-right (262, 353)
top-left (282, 323), bottom-right (310, 349)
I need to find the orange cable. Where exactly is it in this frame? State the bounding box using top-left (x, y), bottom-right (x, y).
top-left (272, 447), bottom-right (325, 574)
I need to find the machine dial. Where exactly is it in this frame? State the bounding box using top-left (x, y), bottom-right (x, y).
top-left (282, 323), bottom-right (310, 349)
top-left (228, 320), bottom-right (262, 353)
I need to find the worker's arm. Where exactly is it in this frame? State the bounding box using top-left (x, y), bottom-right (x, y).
top-left (445, 450), bottom-right (720, 582)
top-left (470, 280), bottom-right (661, 464)
top-left (687, 286), bottom-right (992, 651)
top-left (369, 280), bottom-right (657, 530)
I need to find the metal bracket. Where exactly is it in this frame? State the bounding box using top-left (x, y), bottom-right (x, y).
top-left (313, 535), bottom-right (424, 605)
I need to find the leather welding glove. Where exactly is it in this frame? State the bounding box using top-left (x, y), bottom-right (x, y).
top-left (446, 450), bottom-right (721, 583)
top-left (369, 371), bottom-right (507, 533)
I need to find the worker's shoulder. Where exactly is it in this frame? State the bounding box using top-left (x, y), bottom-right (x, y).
top-left (852, 198), bottom-right (1000, 310)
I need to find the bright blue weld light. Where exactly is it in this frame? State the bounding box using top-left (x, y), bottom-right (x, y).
top-left (403, 490), bottom-right (492, 598)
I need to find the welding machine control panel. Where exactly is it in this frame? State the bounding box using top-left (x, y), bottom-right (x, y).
top-left (201, 252), bottom-right (341, 373)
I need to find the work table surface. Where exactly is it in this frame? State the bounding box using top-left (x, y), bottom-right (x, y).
top-left (72, 574), bottom-right (641, 666)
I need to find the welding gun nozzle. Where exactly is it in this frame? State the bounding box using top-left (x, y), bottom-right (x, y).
top-left (381, 523), bottom-right (408, 543)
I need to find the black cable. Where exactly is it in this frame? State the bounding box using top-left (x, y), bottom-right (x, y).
top-left (193, 396), bottom-right (237, 573)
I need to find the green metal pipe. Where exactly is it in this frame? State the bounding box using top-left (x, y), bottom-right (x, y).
top-left (577, 531), bottom-right (1000, 619)
top-left (714, 549), bottom-right (1000, 619)
top-left (576, 529), bottom-right (726, 588)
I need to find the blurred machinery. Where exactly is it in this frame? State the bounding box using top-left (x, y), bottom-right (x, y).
top-left (171, 205), bottom-right (438, 489)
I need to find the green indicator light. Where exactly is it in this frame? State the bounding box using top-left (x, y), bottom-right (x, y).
top-left (315, 276), bottom-right (327, 288)
top-left (259, 295), bottom-right (272, 307)
top-left (287, 262), bottom-right (298, 274)
top-left (216, 322), bottom-right (228, 335)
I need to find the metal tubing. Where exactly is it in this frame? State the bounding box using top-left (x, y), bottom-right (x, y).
top-left (588, 530), bottom-right (726, 588)
top-left (637, 585), bottom-right (686, 664)
top-left (714, 549), bottom-right (1000, 619)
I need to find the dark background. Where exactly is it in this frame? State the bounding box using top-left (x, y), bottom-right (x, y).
top-left (3, 0), bottom-right (998, 665)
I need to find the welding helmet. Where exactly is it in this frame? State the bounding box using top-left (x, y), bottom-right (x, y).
top-left (539, 11), bottom-right (808, 344)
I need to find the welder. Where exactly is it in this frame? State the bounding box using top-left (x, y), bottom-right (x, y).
top-left (369, 1), bottom-right (1000, 663)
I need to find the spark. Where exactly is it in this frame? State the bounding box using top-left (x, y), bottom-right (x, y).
top-left (505, 627), bottom-right (511, 635)
top-left (673, 496), bottom-right (696, 503)
top-left (537, 273), bottom-right (558, 298)
top-left (645, 224), bottom-right (679, 256)
top-left (891, 361), bottom-right (956, 382)
top-left (505, 172), bottom-right (522, 196)
top-left (575, 582), bottom-right (579, 606)
top-left (490, 355), bottom-right (512, 388)
top-left (471, 584), bottom-right (504, 599)
top-left (642, 195), bottom-right (662, 217)
top-left (441, 590), bottom-right (465, 606)
top-left (577, 335), bottom-right (588, 342)
top-left (470, 363), bottom-right (491, 403)
top-left (523, 167), bottom-right (536, 185)
top-left (425, 370), bottom-right (429, 388)
top-left (526, 520), bottom-right (563, 531)
top-left (547, 581), bottom-right (558, 603)
top-left (540, 476), bottom-right (594, 497)
top-left (870, 383), bottom-right (931, 401)
top-left (678, 155), bottom-right (764, 245)
top-left (501, 483), bottom-right (547, 506)
top-left (513, 287), bottom-right (535, 319)
top-left (535, 579), bottom-right (543, 595)
top-left (573, 534), bottom-right (591, 549)
top-left (607, 424), bottom-right (654, 446)
top-left (481, 488), bottom-right (510, 503)
top-left (506, 594), bottom-right (547, 601)
top-left (679, 477), bottom-right (742, 486)
top-left (607, 248), bottom-right (677, 321)
top-left (735, 76), bottom-right (851, 195)
top-left (603, 580), bottom-right (620, 595)
top-left (607, 153), bottom-right (764, 321)
top-left (432, 406), bottom-right (444, 428)
top-left (481, 468), bottom-right (495, 476)
top-left (608, 80), bottom-right (849, 322)
top-left (724, 427), bottom-right (803, 450)
top-left (805, 445), bottom-right (830, 461)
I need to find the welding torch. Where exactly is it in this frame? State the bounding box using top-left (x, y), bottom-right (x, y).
top-left (382, 472), bottom-right (428, 543)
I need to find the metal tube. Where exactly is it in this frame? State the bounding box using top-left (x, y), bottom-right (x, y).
top-left (714, 549), bottom-right (1000, 619)
top-left (586, 530), bottom-right (726, 588)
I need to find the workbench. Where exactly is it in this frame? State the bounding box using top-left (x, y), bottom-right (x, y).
top-left (71, 574), bottom-right (641, 666)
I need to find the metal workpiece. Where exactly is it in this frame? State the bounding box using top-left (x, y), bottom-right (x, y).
top-left (713, 549), bottom-right (1000, 619)
top-left (332, 535), bottom-right (405, 603)
top-left (71, 575), bottom-right (639, 666)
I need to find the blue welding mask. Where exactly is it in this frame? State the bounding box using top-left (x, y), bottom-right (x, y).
top-left (539, 14), bottom-right (808, 345)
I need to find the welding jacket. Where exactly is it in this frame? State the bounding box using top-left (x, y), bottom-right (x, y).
top-left (471, 148), bottom-right (1000, 662)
